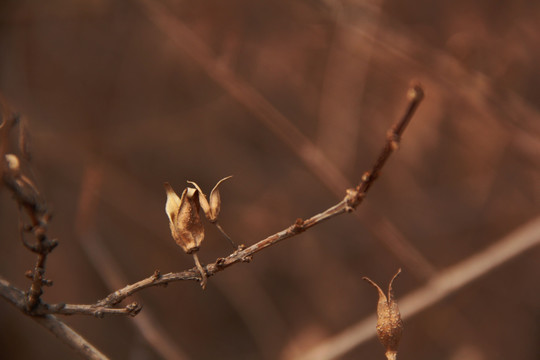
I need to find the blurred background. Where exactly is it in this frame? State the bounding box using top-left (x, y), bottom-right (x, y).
top-left (1, 0), bottom-right (539, 359)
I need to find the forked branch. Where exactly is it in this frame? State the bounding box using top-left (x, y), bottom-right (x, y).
top-left (1, 84), bottom-right (423, 318)
top-left (51, 84), bottom-right (424, 311)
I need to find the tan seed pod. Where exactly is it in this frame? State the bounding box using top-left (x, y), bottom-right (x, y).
top-left (164, 182), bottom-right (208, 288)
top-left (363, 269), bottom-right (403, 360)
top-left (164, 183), bottom-right (205, 254)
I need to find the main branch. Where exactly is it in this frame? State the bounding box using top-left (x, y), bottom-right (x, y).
top-left (41, 84), bottom-right (424, 312)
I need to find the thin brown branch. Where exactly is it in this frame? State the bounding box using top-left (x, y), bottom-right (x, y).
top-left (1, 113), bottom-right (55, 312)
top-left (137, 0), bottom-right (434, 280)
top-left (75, 164), bottom-right (192, 360)
top-left (88, 84), bottom-right (424, 307)
top-left (2, 82), bottom-right (422, 322)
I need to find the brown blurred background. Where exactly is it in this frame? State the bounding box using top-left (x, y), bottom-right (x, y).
top-left (1, 0), bottom-right (539, 359)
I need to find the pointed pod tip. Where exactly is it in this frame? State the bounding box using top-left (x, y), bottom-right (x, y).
top-left (363, 276), bottom-right (386, 300)
top-left (212, 175), bottom-right (233, 191)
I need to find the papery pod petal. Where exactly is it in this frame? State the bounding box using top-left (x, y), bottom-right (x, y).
top-left (186, 180), bottom-right (211, 220)
top-left (208, 176), bottom-right (232, 222)
top-left (4, 154), bottom-right (21, 172)
top-left (172, 187), bottom-right (205, 254)
top-left (164, 182), bottom-right (182, 224)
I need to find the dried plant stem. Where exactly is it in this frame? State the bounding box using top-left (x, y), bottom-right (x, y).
top-left (137, 0), bottom-right (433, 279)
top-left (81, 84), bottom-right (423, 308)
top-left (214, 221), bottom-right (238, 249)
top-left (75, 165), bottom-right (192, 360)
top-left (12, 84), bottom-right (420, 312)
top-left (192, 253), bottom-right (208, 290)
top-left (295, 214), bottom-right (540, 360)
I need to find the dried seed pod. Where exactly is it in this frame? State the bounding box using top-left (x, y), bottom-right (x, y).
top-left (164, 183), bottom-right (205, 254)
top-left (164, 182), bottom-right (208, 288)
top-left (363, 269), bottom-right (403, 360)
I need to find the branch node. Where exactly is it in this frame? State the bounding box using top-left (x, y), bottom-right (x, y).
top-left (126, 302), bottom-right (142, 317)
top-left (345, 188), bottom-right (362, 211)
top-left (386, 130), bottom-right (400, 151)
top-left (288, 218), bottom-right (305, 235)
top-left (215, 257), bottom-right (226, 269)
top-left (151, 270), bottom-right (161, 281)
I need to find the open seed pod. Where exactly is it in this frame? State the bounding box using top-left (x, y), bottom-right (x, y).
top-left (164, 183), bottom-right (205, 254)
top-left (363, 269), bottom-right (403, 360)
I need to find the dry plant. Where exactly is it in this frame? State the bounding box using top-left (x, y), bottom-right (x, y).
top-left (1, 85), bottom-right (423, 359)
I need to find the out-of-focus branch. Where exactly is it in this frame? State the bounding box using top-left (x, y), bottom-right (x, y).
top-left (294, 214), bottom-right (540, 360)
top-left (0, 277), bottom-right (110, 360)
top-left (1, 103), bottom-right (111, 360)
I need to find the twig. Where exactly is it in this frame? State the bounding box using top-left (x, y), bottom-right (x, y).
top-left (4, 84), bottom-right (420, 314)
top-left (1, 115), bottom-right (55, 312)
top-left (294, 214), bottom-right (540, 360)
top-left (0, 276), bottom-right (110, 360)
top-left (74, 164), bottom-right (192, 360)
top-left (137, 0), bottom-right (434, 279)
top-left (87, 84), bottom-right (424, 307)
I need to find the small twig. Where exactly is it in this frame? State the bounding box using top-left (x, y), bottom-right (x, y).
top-left (90, 84), bottom-right (423, 306)
top-left (1, 115), bottom-right (54, 312)
top-left (214, 221), bottom-right (238, 249)
top-left (192, 252), bottom-right (208, 289)
top-left (74, 165), bottom-right (192, 360)
top-left (2, 84), bottom-right (422, 320)
top-left (136, 0), bottom-right (434, 278)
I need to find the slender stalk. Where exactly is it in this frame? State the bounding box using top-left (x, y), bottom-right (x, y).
top-left (192, 253), bottom-right (207, 290)
top-left (214, 221), bottom-right (238, 249)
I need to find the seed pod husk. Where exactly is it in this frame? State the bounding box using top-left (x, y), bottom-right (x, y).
top-left (164, 183), bottom-right (204, 254)
top-left (363, 269), bottom-right (403, 360)
top-left (187, 176), bottom-right (232, 223)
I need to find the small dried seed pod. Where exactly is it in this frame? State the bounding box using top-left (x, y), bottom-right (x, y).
top-left (164, 183), bottom-right (208, 288)
top-left (164, 183), bottom-right (205, 254)
top-left (363, 269), bottom-right (403, 360)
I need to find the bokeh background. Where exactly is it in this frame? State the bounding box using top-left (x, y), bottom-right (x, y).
top-left (1, 0), bottom-right (539, 359)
